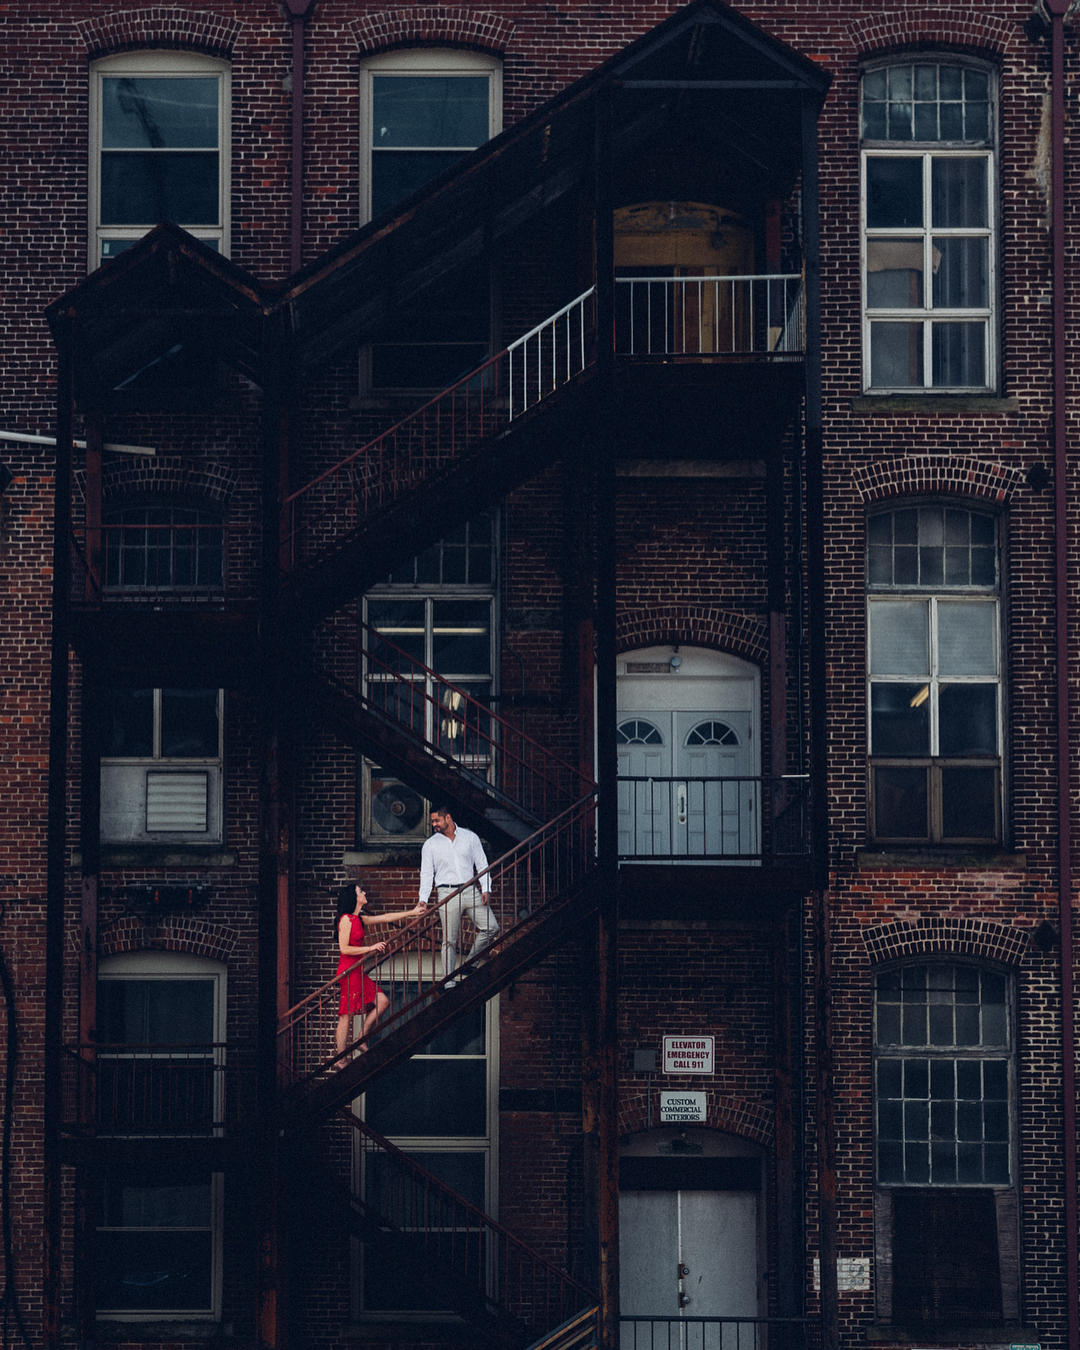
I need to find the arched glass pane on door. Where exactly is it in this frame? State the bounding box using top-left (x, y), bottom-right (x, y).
top-left (618, 719), bottom-right (665, 746)
top-left (686, 720), bottom-right (740, 747)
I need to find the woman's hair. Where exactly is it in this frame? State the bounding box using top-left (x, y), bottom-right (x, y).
top-left (334, 883), bottom-right (358, 936)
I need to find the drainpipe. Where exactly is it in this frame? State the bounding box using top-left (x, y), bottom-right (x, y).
top-left (1043, 6), bottom-right (1080, 1350)
top-left (283, 0), bottom-right (317, 273)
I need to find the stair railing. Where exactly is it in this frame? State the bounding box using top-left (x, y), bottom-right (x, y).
top-left (351, 621), bottom-right (593, 820)
top-left (282, 287), bottom-right (597, 570)
top-left (277, 793), bottom-right (597, 1085)
top-left (344, 1112), bottom-right (597, 1341)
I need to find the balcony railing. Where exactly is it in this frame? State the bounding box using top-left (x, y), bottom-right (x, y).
top-left (61, 1042), bottom-right (255, 1135)
top-left (618, 1315), bottom-right (822, 1350)
top-left (616, 274), bottom-right (804, 358)
top-left (618, 775), bottom-right (810, 862)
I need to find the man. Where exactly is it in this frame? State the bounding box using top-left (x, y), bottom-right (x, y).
top-left (418, 804), bottom-right (499, 986)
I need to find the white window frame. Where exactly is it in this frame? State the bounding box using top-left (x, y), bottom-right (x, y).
top-left (860, 60), bottom-right (997, 394)
top-left (100, 688), bottom-right (225, 845)
top-left (359, 47), bottom-right (502, 226)
top-left (96, 952), bottom-right (226, 1320)
top-left (90, 50), bottom-right (230, 269)
top-left (866, 505), bottom-right (1004, 845)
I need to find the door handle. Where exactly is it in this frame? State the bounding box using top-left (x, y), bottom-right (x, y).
top-left (676, 783), bottom-right (687, 824)
top-left (678, 1293), bottom-right (691, 1308)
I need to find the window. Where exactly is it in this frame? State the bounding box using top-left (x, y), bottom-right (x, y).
top-left (867, 504), bottom-right (1002, 844)
top-left (358, 987), bottom-right (497, 1313)
top-left (360, 49), bottom-right (501, 224)
top-left (90, 51), bottom-right (229, 268)
top-left (874, 962), bottom-right (1017, 1325)
top-left (360, 50), bottom-right (500, 392)
top-left (361, 516), bottom-right (496, 846)
top-left (103, 502), bottom-right (224, 597)
top-left (96, 953), bottom-right (225, 1317)
top-left (861, 60), bottom-right (995, 392)
top-left (100, 687), bottom-right (224, 844)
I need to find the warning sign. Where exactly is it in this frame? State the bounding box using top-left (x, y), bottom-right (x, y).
top-left (660, 1091), bottom-right (707, 1123)
top-left (662, 1035), bottom-right (715, 1074)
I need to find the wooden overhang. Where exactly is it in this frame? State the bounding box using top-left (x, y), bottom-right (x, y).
top-left (44, 224), bottom-right (270, 411)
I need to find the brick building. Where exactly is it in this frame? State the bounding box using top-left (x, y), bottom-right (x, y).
top-left (1, 1), bottom-right (1078, 1348)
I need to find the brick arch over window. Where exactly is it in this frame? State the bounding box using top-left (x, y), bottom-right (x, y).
top-left (97, 915), bottom-right (240, 965)
top-left (849, 11), bottom-right (1016, 60)
top-left (862, 917), bottom-right (1031, 969)
top-left (351, 8), bottom-right (515, 57)
top-left (852, 455), bottom-right (1023, 506)
top-left (94, 457), bottom-right (237, 508)
top-left (618, 1086), bottom-right (774, 1149)
top-left (617, 606), bottom-right (768, 668)
top-left (77, 9), bottom-right (241, 58)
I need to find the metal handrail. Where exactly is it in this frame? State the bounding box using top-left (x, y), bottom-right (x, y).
top-left (346, 1112), bottom-right (596, 1338)
top-left (618, 773), bottom-right (810, 861)
top-left (282, 288), bottom-right (597, 569)
top-left (277, 794), bottom-right (597, 1083)
top-left (526, 1308), bottom-right (601, 1350)
top-left (356, 620), bottom-right (593, 819)
top-left (616, 273), bottom-right (804, 357)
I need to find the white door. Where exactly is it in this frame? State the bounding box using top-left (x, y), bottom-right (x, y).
top-left (675, 712), bottom-right (756, 857)
top-left (617, 647), bottom-right (760, 861)
top-left (620, 1189), bottom-right (760, 1350)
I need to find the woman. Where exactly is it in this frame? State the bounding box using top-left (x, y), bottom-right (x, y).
top-left (334, 883), bottom-right (425, 1058)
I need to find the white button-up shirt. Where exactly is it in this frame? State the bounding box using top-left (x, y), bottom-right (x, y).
top-left (419, 825), bottom-right (490, 904)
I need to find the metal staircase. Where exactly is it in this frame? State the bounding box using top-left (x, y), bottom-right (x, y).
top-left (277, 291), bottom-right (606, 1342)
top-left (289, 1111), bottom-right (598, 1348)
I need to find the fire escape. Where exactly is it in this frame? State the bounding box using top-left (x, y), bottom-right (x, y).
top-left (43, 5), bottom-right (830, 1347)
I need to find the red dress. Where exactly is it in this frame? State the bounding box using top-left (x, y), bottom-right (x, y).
top-left (337, 914), bottom-right (383, 1014)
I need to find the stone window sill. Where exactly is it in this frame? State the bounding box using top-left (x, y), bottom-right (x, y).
top-left (856, 847), bottom-right (1026, 871)
top-left (851, 395), bottom-right (1019, 416)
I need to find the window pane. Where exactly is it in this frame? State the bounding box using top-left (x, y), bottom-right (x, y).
top-left (874, 764), bottom-right (929, 838)
top-left (103, 687), bottom-right (154, 757)
top-left (932, 157), bottom-right (988, 228)
top-left (870, 321), bottom-right (924, 388)
top-left (432, 601), bottom-right (491, 675)
top-left (97, 1230), bottom-right (213, 1311)
top-left (870, 601), bottom-right (929, 674)
top-left (938, 686), bottom-right (997, 755)
top-left (866, 239), bottom-right (924, 306)
top-left (364, 1057), bottom-right (487, 1136)
top-left (932, 321), bottom-right (986, 386)
top-left (101, 1170), bottom-right (211, 1226)
top-left (100, 152), bottom-right (219, 226)
top-left (372, 76), bottom-right (489, 148)
top-left (99, 979), bottom-right (215, 1044)
top-left (866, 157), bottom-right (923, 228)
top-left (102, 77), bottom-right (218, 149)
top-left (871, 684), bottom-right (930, 754)
top-left (937, 602), bottom-right (997, 675)
top-left (933, 237), bottom-right (988, 309)
top-left (160, 689), bottom-right (219, 758)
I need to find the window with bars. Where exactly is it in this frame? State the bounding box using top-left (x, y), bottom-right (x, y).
top-left (867, 503), bottom-right (1003, 844)
top-left (874, 961), bottom-right (1016, 1326)
top-left (861, 60), bottom-right (996, 392)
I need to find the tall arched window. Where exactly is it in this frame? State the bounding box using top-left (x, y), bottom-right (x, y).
top-left (861, 59), bottom-right (996, 392)
top-left (90, 51), bottom-right (230, 268)
top-left (867, 503), bottom-right (1003, 844)
top-left (873, 961), bottom-right (1019, 1325)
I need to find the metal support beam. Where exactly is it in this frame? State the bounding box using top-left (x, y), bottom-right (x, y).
top-left (44, 317), bottom-right (74, 1348)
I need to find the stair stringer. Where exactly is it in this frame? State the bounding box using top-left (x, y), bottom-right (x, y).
top-left (283, 366), bottom-right (600, 625)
